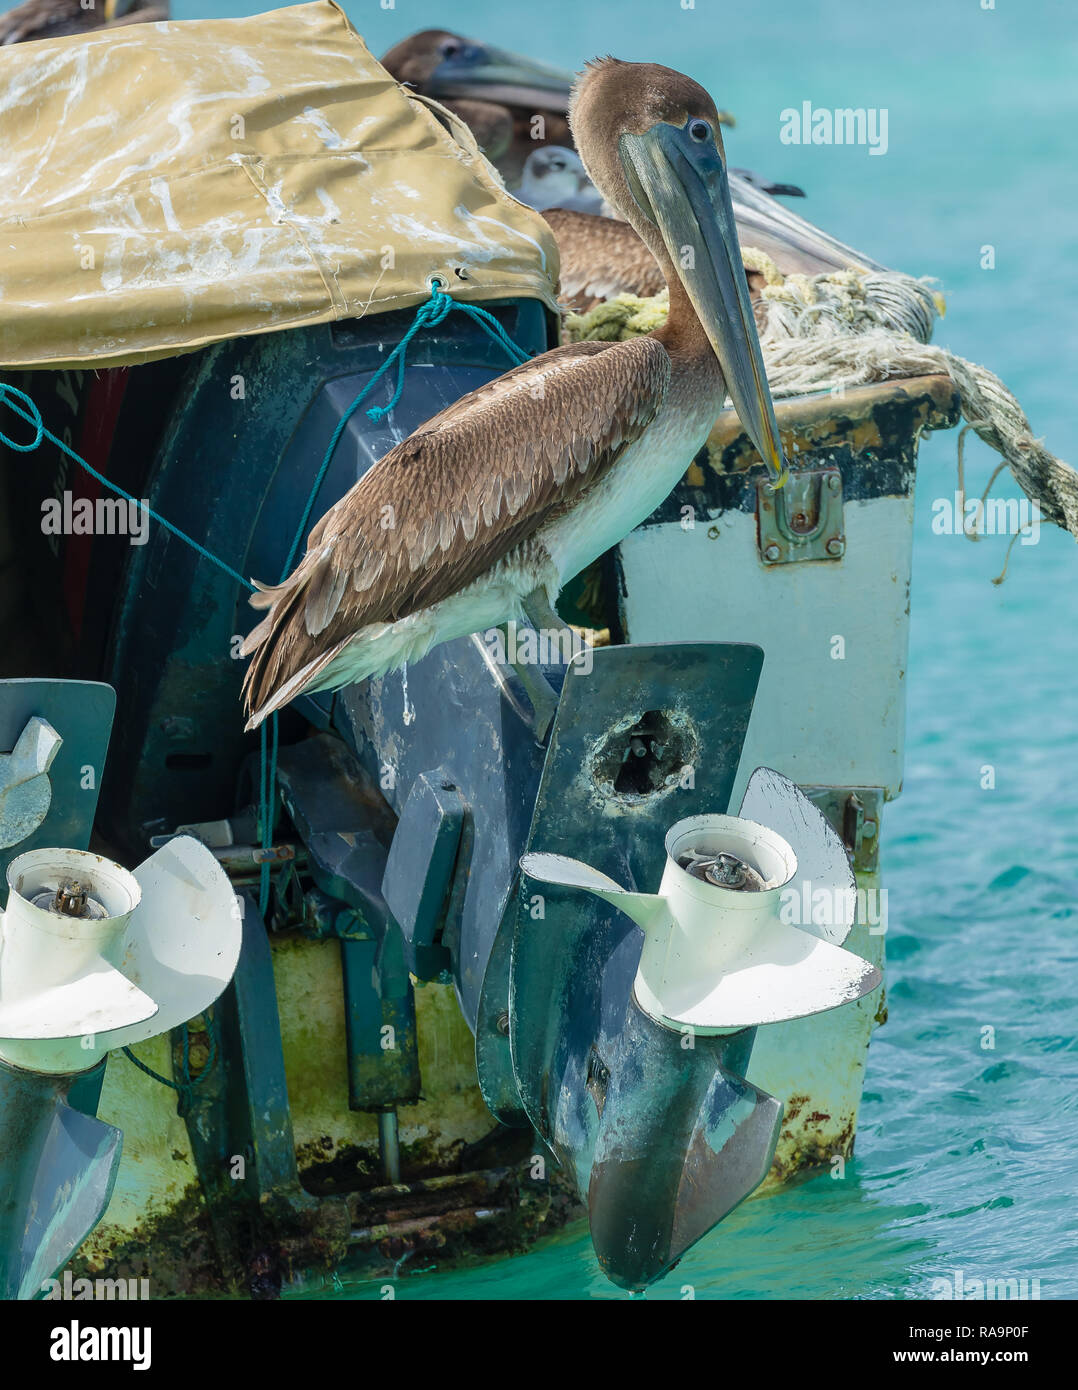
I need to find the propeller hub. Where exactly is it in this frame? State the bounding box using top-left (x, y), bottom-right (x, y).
top-left (31, 880), bottom-right (107, 920)
top-left (676, 849), bottom-right (766, 891)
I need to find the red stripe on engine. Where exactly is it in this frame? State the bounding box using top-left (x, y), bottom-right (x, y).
top-left (62, 368), bottom-right (130, 640)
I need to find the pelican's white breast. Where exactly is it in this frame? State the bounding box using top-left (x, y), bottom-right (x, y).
top-left (540, 394), bottom-right (718, 584)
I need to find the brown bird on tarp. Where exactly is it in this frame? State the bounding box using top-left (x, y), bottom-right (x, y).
top-left (381, 30), bottom-right (578, 182)
top-left (240, 58), bottom-right (790, 727)
top-left (0, 0), bottom-right (166, 45)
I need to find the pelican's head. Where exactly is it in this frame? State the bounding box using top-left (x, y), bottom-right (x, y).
top-left (383, 31), bottom-right (574, 113)
top-left (571, 58), bottom-right (788, 488)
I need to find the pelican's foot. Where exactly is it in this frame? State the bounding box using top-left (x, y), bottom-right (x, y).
top-left (521, 587), bottom-right (564, 635)
top-left (510, 656), bottom-right (559, 744)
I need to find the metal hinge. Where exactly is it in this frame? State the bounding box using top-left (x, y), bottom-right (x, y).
top-left (802, 786), bottom-right (883, 873)
top-left (757, 466), bottom-right (845, 565)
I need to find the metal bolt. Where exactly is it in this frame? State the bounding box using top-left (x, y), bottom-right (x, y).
top-left (496, 1012), bottom-right (510, 1036)
top-left (827, 473), bottom-right (841, 492)
top-left (763, 543), bottom-right (782, 563)
top-left (826, 537), bottom-right (845, 557)
top-left (677, 850), bottom-right (767, 891)
top-left (705, 853), bottom-right (750, 888)
top-left (54, 880), bottom-right (88, 917)
top-left (33, 879), bottom-right (107, 920)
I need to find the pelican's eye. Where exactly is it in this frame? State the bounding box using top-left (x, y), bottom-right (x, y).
top-left (437, 38), bottom-right (462, 59)
top-left (688, 119), bottom-right (711, 142)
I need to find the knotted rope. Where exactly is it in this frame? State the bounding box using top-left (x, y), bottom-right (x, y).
top-left (567, 259), bottom-right (1078, 561)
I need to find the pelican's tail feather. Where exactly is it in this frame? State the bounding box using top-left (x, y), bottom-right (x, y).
top-left (243, 636), bottom-right (354, 730)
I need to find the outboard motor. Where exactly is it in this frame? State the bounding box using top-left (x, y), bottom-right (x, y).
top-left (520, 761), bottom-right (878, 1289)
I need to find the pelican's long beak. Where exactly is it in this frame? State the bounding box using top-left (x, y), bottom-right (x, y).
top-left (619, 122), bottom-right (789, 488)
top-left (427, 41), bottom-right (575, 114)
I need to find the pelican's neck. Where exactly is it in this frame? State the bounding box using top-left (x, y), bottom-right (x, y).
top-left (652, 253), bottom-right (715, 366)
top-left (611, 202), bottom-right (717, 369)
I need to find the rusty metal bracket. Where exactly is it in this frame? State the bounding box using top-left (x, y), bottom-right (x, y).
top-left (801, 786), bottom-right (884, 873)
top-left (757, 466), bottom-right (845, 565)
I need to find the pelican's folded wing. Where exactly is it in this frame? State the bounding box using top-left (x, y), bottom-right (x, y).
top-left (241, 336), bottom-right (670, 711)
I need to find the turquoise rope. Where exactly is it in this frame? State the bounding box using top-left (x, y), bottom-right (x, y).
top-left (279, 289), bottom-right (530, 577)
top-left (122, 1008), bottom-right (219, 1116)
top-left (255, 288), bottom-right (532, 911)
top-left (0, 382), bottom-right (253, 592)
top-left (0, 286), bottom-right (534, 926)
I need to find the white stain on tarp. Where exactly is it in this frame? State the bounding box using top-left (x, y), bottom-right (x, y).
top-left (344, 115), bottom-right (379, 148)
top-left (150, 179), bottom-right (180, 234)
top-left (0, 1), bottom-right (556, 369)
top-left (88, 194), bottom-right (147, 233)
top-left (298, 105), bottom-right (345, 149)
top-left (315, 188), bottom-right (342, 223)
top-left (99, 226), bottom-right (292, 297)
top-left (168, 96), bottom-right (196, 149)
top-left (386, 213), bottom-right (447, 246)
top-left (457, 207), bottom-right (549, 273)
top-left (263, 180), bottom-right (290, 225)
top-left (6, 46), bottom-right (90, 204)
top-left (226, 44), bottom-right (271, 94)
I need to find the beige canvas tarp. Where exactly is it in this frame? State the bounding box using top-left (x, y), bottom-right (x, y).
top-left (0, 0), bottom-right (559, 370)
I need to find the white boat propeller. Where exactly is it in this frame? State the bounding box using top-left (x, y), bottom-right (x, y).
top-left (521, 767), bottom-right (881, 1034)
top-left (0, 836), bottom-right (243, 1074)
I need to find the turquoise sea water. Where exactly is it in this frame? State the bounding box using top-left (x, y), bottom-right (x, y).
top-left (5, 0), bottom-right (1076, 1300)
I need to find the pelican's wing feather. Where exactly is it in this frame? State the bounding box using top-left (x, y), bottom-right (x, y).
top-left (241, 336), bottom-right (670, 715)
top-left (544, 210), bottom-right (667, 311)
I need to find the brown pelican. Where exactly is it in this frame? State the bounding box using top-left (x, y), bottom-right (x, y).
top-left (381, 31), bottom-right (576, 182)
top-left (0, 0), bottom-right (166, 44)
top-left (381, 32), bottom-right (801, 205)
top-left (241, 58), bottom-right (789, 728)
